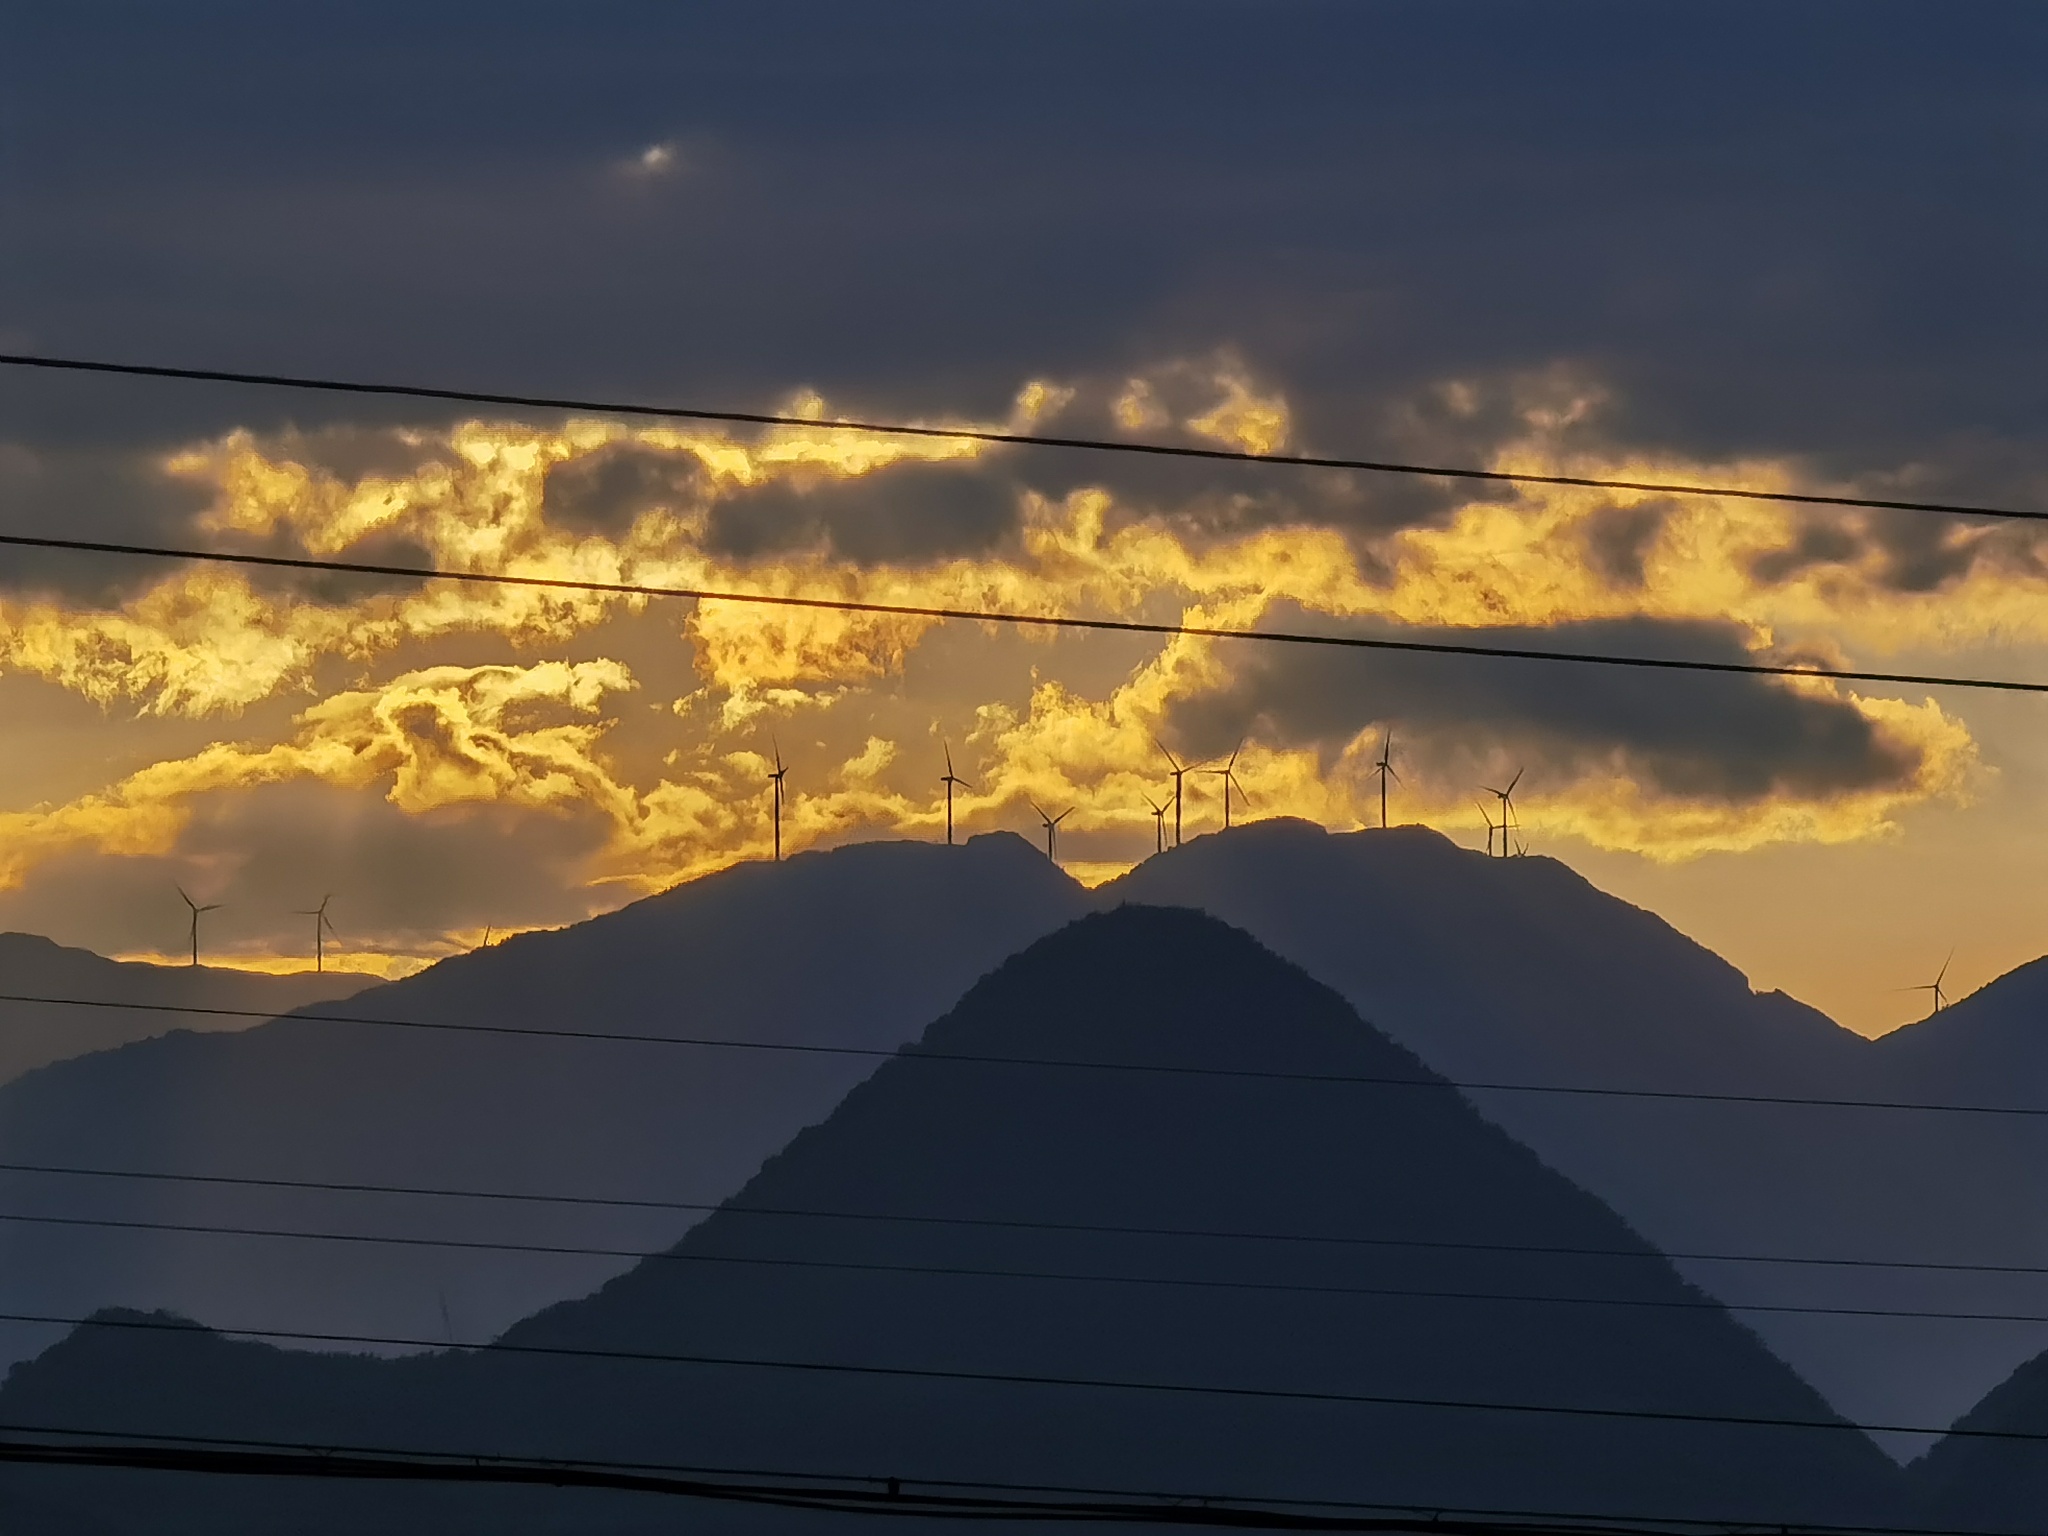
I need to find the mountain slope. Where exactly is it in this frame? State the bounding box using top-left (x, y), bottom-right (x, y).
top-left (0, 906), bottom-right (1901, 1532)
top-left (1103, 821), bottom-right (2039, 1447)
top-left (0, 834), bottom-right (1086, 1376)
top-left (0, 932), bottom-right (371, 1087)
top-left (1904, 1342), bottom-right (2048, 1531)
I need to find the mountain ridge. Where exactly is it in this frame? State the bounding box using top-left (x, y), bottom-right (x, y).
top-left (0, 905), bottom-right (1902, 1532)
top-left (0, 931), bottom-right (373, 1089)
top-left (0, 832), bottom-right (1089, 1377)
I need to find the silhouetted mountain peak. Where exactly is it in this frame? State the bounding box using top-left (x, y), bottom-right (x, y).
top-left (0, 902), bottom-right (1897, 1531)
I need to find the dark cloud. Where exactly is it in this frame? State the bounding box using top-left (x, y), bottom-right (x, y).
top-left (542, 442), bottom-right (709, 536)
top-left (1577, 501), bottom-right (1674, 589)
top-left (1164, 612), bottom-right (1922, 804)
top-left (1747, 507), bottom-right (2048, 596)
top-left (0, 443), bottom-right (213, 604)
top-left (0, 425), bottom-right (457, 606)
top-left (4, 1), bottom-right (2042, 514)
top-left (705, 459), bottom-right (1022, 565)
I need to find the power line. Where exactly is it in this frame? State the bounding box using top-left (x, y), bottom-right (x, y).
top-left (6, 1155), bottom-right (2044, 1281)
top-left (7, 1205), bottom-right (2047, 1327)
top-left (1, 350), bottom-right (2038, 527)
top-left (0, 1430), bottom-right (1502, 1530)
top-left (0, 530), bottom-right (2041, 697)
top-left (0, 1422), bottom-right (1968, 1536)
top-left (5, 988), bottom-right (2045, 1119)
top-left (0, 1305), bottom-right (2017, 1445)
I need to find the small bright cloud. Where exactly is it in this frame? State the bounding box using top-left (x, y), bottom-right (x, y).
top-left (627, 141), bottom-right (678, 177)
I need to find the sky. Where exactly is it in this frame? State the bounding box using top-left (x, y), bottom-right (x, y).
top-left (1, 2), bottom-right (2045, 1033)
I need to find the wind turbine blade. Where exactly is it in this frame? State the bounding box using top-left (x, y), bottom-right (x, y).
top-left (1506, 767), bottom-right (1524, 794)
top-left (1386, 766), bottom-right (1402, 785)
top-left (176, 885), bottom-right (196, 911)
top-left (1226, 740), bottom-right (1243, 771)
top-left (1152, 736), bottom-right (1181, 772)
top-left (1937, 950), bottom-right (1953, 986)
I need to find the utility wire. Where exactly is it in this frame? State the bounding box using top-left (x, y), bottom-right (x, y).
top-left (0, 1305), bottom-right (2025, 1445)
top-left (6, 1156), bottom-right (2044, 1281)
top-left (1, 350), bottom-right (2038, 526)
top-left (0, 530), bottom-right (2041, 696)
top-left (0, 1423), bottom-right (1971, 1536)
top-left (0, 1419), bottom-right (1999, 1536)
top-left (6, 1206), bottom-right (2047, 1327)
top-left (4, 988), bottom-right (2044, 1119)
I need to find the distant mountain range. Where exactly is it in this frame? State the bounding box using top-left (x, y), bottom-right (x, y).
top-left (0, 932), bottom-right (372, 1087)
top-left (0, 836), bottom-right (1085, 1374)
top-left (1106, 822), bottom-right (2048, 1451)
top-left (4, 821), bottom-right (2048, 1515)
top-left (0, 907), bottom-right (1900, 1533)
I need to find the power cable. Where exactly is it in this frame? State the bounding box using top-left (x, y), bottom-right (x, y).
top-left (4, 988), bottom-right (2045, 1119)
top-left (5, 1206), bottom-right (2047, 1327)
top-left (0, 1305), bottom-right (2025, 1446)
top-left (1, 351), bottom-right (2038, 526)
top-left (0, 530), bottom-right (2041, 697)
top-left (0, 1421), bottom-right (1967, 1536)
top-left (5, 1155), bottom-right (2044, 1280)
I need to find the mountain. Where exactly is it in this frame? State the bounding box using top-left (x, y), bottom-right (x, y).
top-left (0, 932), bottom-right (372, 1087)
top-left (1103, 820), bottom-right (2047, 1449)
top-left (1903, 1341), bottom-right (2048, 1531)
top-left (0, 834), bottom-right (1087, 1378)
top-left (0, 906), bottom-right (1901, 1533)
top-left (11, 820), bottom-right (2043, 1454)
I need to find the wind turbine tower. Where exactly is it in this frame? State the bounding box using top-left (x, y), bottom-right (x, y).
top-left (767, 742), bottom-right (790, 862)
top-left (293, 895), bottom-right (337, 973)
top-left (1481, 768), bottom-right (1523, 859)
top-left (176, 885), bottom-right (220, 969)
top-left (1154, 739), bottom-right (1202, 847)
top-left (1475, 800), bottom-right (1499, 858)
top-left (940, 744), bottom-right (974, 847)
top-left (1031, 802), bottom-right (1073, 865)
top-left (1144, 795), bottom-right (1168, 855)
top-left (1371, 730), bottom-right (1401, 830)
top-left (1898, 951), bottom-right (1954, 1020)
top-left (1208, 741), bottom-right (1250, 831)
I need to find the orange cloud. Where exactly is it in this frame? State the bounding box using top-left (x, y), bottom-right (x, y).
top-left (0, 360), bottom-right (2021, 928)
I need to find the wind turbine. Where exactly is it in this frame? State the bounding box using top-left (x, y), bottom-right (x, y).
top-left (175, 885), bottom-right (220, 968)
top-left (1481, 768), bottom-right (1523, 859)
top-left (1208, 741), bottom-right (1250, 831)
top-left (1371, 730), bottom-right (1401, 830)
top-left (1475, 800), bottom-right (1499, 858)
top-left (1896, 951), bottom-right (1955, 1020)
top-left (1143, 795), bottom-right (1168, 855)
top-left (766, 740), bottom-right (790, 862)
top-left (1030, 801), bottom-right (1072, 864)
top-left (1153, 739), bottom-right (1203, 847)
top-left (293, 895), bottom-right (337, 973)
top-left (940, 743), bottom-right (974, 847)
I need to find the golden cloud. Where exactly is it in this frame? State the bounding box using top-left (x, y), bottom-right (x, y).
top-left (0, 360), bottom-right (2026, 945)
